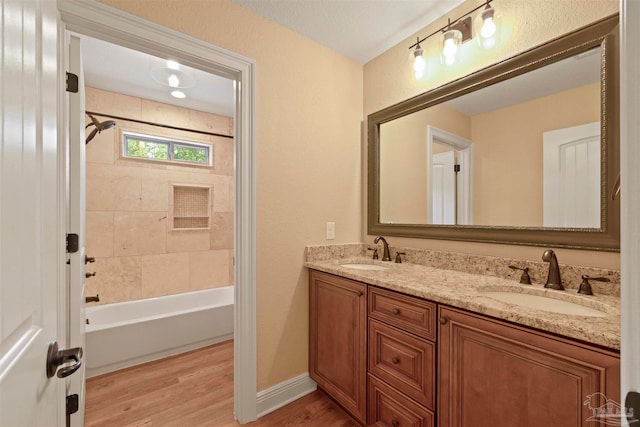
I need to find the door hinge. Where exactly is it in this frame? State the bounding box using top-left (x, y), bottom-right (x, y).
top-left (66, 72), bottom-right (78, 93)
top-left (66, 394), bottom-right (79, 415)
top-left (66, 394), bottom-right (79, 427)
top-left (66, 233), bottom-right (79, 253)
top-left (454, 164), bottom-right (461, 173)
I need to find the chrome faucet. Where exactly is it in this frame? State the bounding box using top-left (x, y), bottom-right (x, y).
top-left (542, 249), bottom-right (564, 290)
top-left (374, 236), bottom-right (391, 261)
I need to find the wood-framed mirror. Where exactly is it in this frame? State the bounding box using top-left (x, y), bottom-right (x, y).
top-left (368, 14), bottom-right (619, 251)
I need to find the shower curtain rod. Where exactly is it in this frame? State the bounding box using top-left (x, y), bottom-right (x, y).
top-left (85, 110), bottom-right (234, 140)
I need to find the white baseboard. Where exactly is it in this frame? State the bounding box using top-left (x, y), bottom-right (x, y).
top-left (256, 373), bottom-right (317, 418)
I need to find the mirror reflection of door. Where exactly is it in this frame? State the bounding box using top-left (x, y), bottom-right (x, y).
top-left (431, 146), bottom-right (456, 224)
top-left (543, 121), bottom-right (600, 228)
top-left (427, 126), bottom-right (473, 225)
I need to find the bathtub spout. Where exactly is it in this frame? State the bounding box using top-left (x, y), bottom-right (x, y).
top-left (85, 294), bottom-right (100, 303)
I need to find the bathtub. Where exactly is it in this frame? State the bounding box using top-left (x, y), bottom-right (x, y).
top-left (85, 286), bottom-right (234, 377)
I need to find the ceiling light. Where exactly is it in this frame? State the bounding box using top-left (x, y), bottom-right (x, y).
top-left (171, 90), bottom-right (186, 99)
top-left (149, 57), bottom-right (196, 89)
top-left (168, 74), bottom-right (180, 88)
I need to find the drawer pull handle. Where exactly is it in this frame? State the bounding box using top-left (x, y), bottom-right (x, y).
top-left (392, 357), bottom-right (400, 364)
top-left (357, 291), bottom-right (363, 297)
top-left (392, 420), bottom-right (400, 427)
top-left (439, 317), bottom-right (448, 325)
top-left (392, 308), bottom-right (400, 315)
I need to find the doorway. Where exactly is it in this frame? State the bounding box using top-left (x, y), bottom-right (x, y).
top-left (59, 1), bottom-right (257, 423)
top-left (426, 125), bottom-right (473, 225)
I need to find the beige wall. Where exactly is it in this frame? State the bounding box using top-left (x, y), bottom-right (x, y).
top-left (98, 0), bottom-right (363, 391)
top-left (85, 87), bottom-right (234, 305)
top-left (473, 82), bottom-right (600, 226)
top-left (364, 0), bottom-right (620, 269)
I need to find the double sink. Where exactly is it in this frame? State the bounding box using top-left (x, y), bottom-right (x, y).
top-left (339, 262), bottom-right (614, 318)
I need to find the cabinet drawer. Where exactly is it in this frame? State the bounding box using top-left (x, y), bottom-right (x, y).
top-left (369, 319), bottom-right (435, 409)
top-left (368, 374), bottom-right (434, 427)
top-left (368, 286), bottom-right (437, 341)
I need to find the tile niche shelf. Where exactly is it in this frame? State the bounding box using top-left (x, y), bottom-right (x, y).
top-left (172, 184), bottom-right (211, 230)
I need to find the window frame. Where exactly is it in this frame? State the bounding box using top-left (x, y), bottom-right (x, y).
top-left (122, 131), bottom-right (212, 166)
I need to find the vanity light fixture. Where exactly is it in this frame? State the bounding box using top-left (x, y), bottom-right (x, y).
top-left (408, 0), bottom-right (498, 77)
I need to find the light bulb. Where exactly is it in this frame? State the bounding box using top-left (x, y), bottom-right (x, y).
top-left (413, 44), bottom-right (425, 79)
top-left (168, 74), bottom-right (180, 88)
top-left (477, 4), bottom-right (498, 49)
top-left (481, 16), bottom-right (496, 39)
top-left (167, 60), bottom-right (180, 70)
top-left (442, 30), bottom-right (460, 66)
top-left (443, 38), bottom-right (458, 59)
top-left (171, 90), bottom-right (186, 99)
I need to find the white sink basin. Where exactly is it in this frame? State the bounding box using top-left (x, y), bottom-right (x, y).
top-left (339, 263), bottom-right (387, 271)
top-left (482, 291), bottom-right (609, 317)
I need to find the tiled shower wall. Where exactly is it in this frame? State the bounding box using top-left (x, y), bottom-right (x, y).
top-left (85, 87), bottom-right (234, 305)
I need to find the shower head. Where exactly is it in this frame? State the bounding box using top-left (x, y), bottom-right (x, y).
top-left (85, 113), bottom-right (117, 144)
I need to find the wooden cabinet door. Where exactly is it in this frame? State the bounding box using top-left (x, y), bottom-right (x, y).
top-left (309, 270), bottom-right (367, 424)
top-left (438, 306), bottom-right (620, 427)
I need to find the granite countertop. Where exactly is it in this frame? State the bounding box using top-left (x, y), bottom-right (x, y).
top-left (305, 257), bottom-right (620, 350)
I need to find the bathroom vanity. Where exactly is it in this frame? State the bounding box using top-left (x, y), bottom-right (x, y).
top-left (310, 13), bottom-right (623, 427)
top-left (307, 257), bottom-right (620, 427)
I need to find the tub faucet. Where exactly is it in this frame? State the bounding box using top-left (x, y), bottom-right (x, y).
top-left (374, 236), bottom-right (391, 261)
top-left (542, 250), bottom-right (564, 290)
top-left (85, 294), bottom-right (100, 303)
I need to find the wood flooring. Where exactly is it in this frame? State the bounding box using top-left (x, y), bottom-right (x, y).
top-left (85, 340), bottom-right (359, 426)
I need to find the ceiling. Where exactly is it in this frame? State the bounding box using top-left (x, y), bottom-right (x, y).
top-left (80, 35), bottom-right (236, 117)
top-left (229, 0), bottom-right (466, 64)
top-left (80, 1), bottom-right (465, 117)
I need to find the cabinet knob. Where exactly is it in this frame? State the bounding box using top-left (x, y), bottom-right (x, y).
top-left (391, 357), bottom-right (400, 364)
top-left (392, 308), bottom-right (400, 315)
top-left (357, 290), bottom-right (363, 297)
top-left (439, 317), bottom-right (448, 325)
top-left (392, 420), bottom-right (399, 427)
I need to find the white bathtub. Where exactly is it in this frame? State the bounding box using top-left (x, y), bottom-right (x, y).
top-left (85, 286), bottom-right (234, 377)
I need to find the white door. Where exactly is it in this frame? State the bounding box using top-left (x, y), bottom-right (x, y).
top-left (431, 150), bottom-right (456, 224)
top-left (0, 0), bottom-right (65, 426)
top-left (427, 126), bottom-right (473, 225)
top-left (66, 34), bottom-right (87, 427)
top-left (543, 122), bottom-right (600, 228)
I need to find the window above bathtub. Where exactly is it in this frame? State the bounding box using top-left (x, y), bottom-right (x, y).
top-left (122, 131), bottom-right (212, 166)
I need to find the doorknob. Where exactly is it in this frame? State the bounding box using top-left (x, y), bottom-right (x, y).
top-left (625, 391), bottom-right (640, 424)
top-left (46, 341), bottom-right (83, 378)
